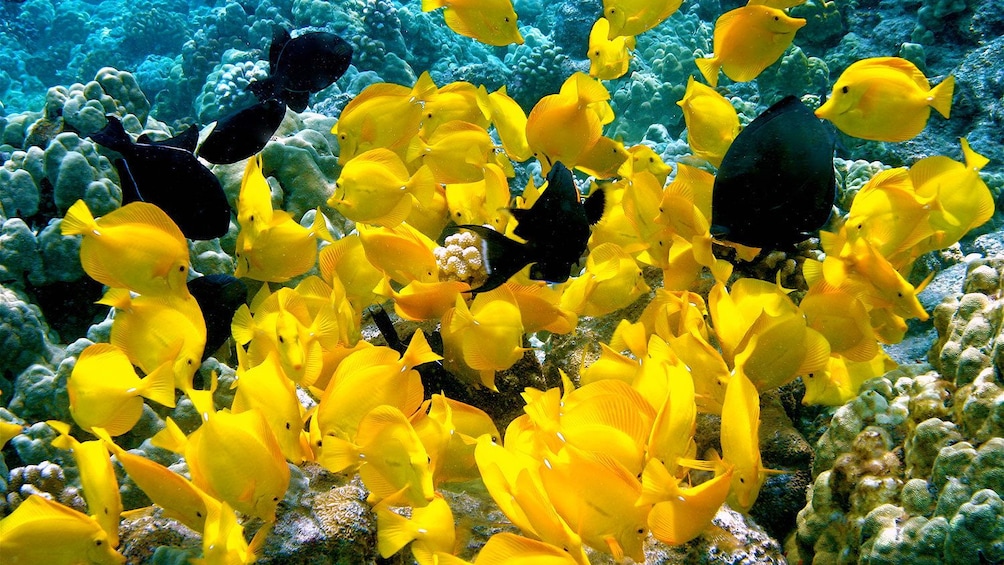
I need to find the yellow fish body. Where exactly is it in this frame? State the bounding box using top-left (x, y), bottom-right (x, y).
top-left (421, 0), bottom-right (523, 46)
top-left (48, 421), bottom-right (123, 548)
top-left (911, 138), bottom-right (993, 246)
top-left (318, 234), bottom-right (385, 313)
top-left (68, 343), bottom-right (177, 436)
top-left (695, 5), bottom-right (806, 87)
top-left (0, 494), bottom-right (126, 564)
top-left (559, 242), bottom-right (649, 317)
top-left (643, 458), bottom-right (733, 545)
top-left (376, 494), bottom-right (456, 564)
top-left (603, 0), bottom-right (684, 38)
top-left (484, 85), bottom-right (532, 161)
top-left (237, 154), bottom-right (276, 243)
top-left (588, 18), bottom-right (636, 80)
top-left (473, 533), bottom-right (582, 564)
top-left (186, 409), bottom-right (291, 521)
top-left (332, 81), bottom-right (428, 164)
top-left (720, 370), bottom-right (767, 512)
top-left (416, 75), bottom-right (492, 135)
top-left (329, 148), bottom-right (436, 227)
top-left (99, 287), bottom-right (207, 393)
top-left (815, 57), bottom-right (954, 142)
top-left (61, 200), bottom-right (191, 298)
top-left (677, 76), bottom-right (740, 167)
top-left (442, 288), bottom-right (527, 390)
top-left (407, 120), bottom-right (495, 184)
top-left (526, 72), bottom-right (612, 172)
top-left (232, 350), bottom-right (312, 464)
top-left (234, 207), bottom-right (331, 282)
top-left (194, 501), bottom-right (270, 565)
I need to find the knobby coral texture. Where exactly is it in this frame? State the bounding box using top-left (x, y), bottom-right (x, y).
top-left (0, 0), bottom-right (1002, 564)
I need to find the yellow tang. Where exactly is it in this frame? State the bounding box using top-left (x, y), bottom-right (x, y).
top-left (319, 234), bottom-right (384, 313)
top-left (484, 85), bottom-right (532, 162)
top-left (61, 200), bottom-right (190, 298)
top-left (719, 370), bottom-right (767, 513)
top-left (192, 501), bottom-right (271, 565)
top-left (417, 74), bottom-right (492, 135)
top-left (68, 343), bottom-right (177, 436)
top-left (677, 76), bottom-right (740, 168)
top-left (526, 72), bottom-right (612, 172)
top-left (559, 242), bottom-right (649, 317)
top-left (421, 0), bottom-right (523, 46)
top-left (407, 120), bottom-right (495, 184)
top-left (643, 458), bottom-right (733, 545)
top-left (234, 207), bottom-right (332, 282)
top-left (815, 57), bottom-right (954, 142)
top-left (232, 349), bottom-right (312, 464)
top-left (376, 494), bottom-right (456, 565)
top-left (912, 138), bottom-right (993, 246)
top-left (0, 494), bottom-right (125, 564)
top-left (331, 80), bottom-right (427, 164)
top-left (329, 148), bottom-right (437, 227)
top-left (602, 0), bottom-right (684, 38)
top-left (441, 287), bottom-right (527, 391)
top-left (587, 18), bottom-right (636, 80)
top-left (695, 5), bottom-right (806, 88)
top-left (473, 533), bottom-right (582, 564)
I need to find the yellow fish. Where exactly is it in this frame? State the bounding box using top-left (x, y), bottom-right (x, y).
top-left (232, 350), bottom-right (312, 464)
top-left (695, 5), bottom-right (806, 87)
top-left (484, 85), bottom-right (532, 161)
top-left (602, 0), bottom-right (684, 38)
top-left (677, 76), bottom-right (740, 167)
top-left (800, 283), bottom-right (878, 363)
top-left (645, 361), bottom-right (697, 476)
top-left (421, 0), bottom-right (524, 46)
top-left (319, 404), bottom-right (436, 508)
top-left (526, 72), bottom-right (612, 172)
top-left (236, 154), bottom-right (277, 243)
top-left (67, 343), bottom-right (176, 436)
top-left (415, 73), bottom-right (491, 135)
top-left (441, 288), bottom-right (527, 390)
top-left (801, 350), bottom-right (896, 406)
top-left (192, 501), bottom-right (271, 565)
top-left (412, 394), bottom-right (500, 486)
top-left (588, 18), bottom-right (636, 80)
top-left (185, 409), bottom-right (291, 521)
top-left (642, 458), bottom-right (733, 545)
top-left (61, 200), bottom-right (190, 298)
top-left (376, 494), bottom-right (456, 565)
top-left (719, 370), bottom-right (770, 512)
top-left (234, 207), bottom-right (332, 282)
top-left (505, 279), bottom-right (578, 334)
top-left (0, 418), bottom-right (24, 448)
top-left (48, 421), bottom-right (123, 548)
top-left (559, 242), bottom-right (650, 317)
top-left (332, 80), bottom-right (428, 164)
top-left (445, 162), bottom-right (511, 229)
top-left (92, 426), bottom-right (214, 534)
top-left (472, 533), bottom-right (582, 564)
top-left (329, 148), bottom-right (437, 227)
top-left (540, 444), bottom-right (650, 562)
top-left (318, 234), bottom-right (384, 313)
top-left (912, 138), bottom-right (994, 247)
top-left (815, 57), bottom-right (954, 142)
top-left (623, 144), bottom-right (673, 184)
top-left (98, 288), bottom-right (206, 393)
top-left (357, 221), bottom-right (441, 285)
top-left (407, 120), bottom-right (495, 184)
top-left (0, 494), bottom-right (126, 564)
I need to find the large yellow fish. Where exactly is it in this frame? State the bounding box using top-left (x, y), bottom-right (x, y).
top-left (441, 288), bottom-right (527, 390)
top-left (318, 234), bottom-right (384, 313)
top-left (99, 288), bottom-right (207, 393)
top-left (472, 533), bottom-right (582, 564)
top-left (185, 409), bottom-right (291, 521)
top-left (415, 73), bottom-right (491, 135)
top-left (376, 494), bottom-right (455, 565)
top-left (912, 138), bottom-right (993, 247)
top-left (815, 57), bottom-right (954, 142)
top-left (319, 404), bottom-right (436, 508)
top-left (695, 5), bottom-right (806, 87)
top-left (67, 343), bottom-right (177, 436)
top-left (0, 494), bottom-right (126, 564)
top-left (331, 80), bottom-right (427, 164)
top-left (559, 242), bottom-right (649, 317)
top-left (719, 370), bottom-right (769, 512)
top-left (421, 0), bottom-right (524, 46)
top-left (234, 207), bottom-right (331, 282)
top-left (526, 72), bottom-right (612, 172)
top-left (677, 76), bottom-right (740, 167)
top-left (61, 200), bottom-right (191, 298)
top-left (232, 349), bottom-right (312, 464)
top-left (602, 0), bottom-right (684, 38)
top-left (411, 394), bottom-right (500, 486)
top-left (484, 85), bottom-right (532, 161)
top-left (48, 421), bottom-right (123, 548)
top-left (588, 18), bottom-right (636, 80)
top-left (407, 120), bottom-right (495, 184)
top-left (329, 148), bottom-right (437, 227)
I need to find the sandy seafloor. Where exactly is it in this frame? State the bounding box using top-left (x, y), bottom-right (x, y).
top-left (1, 0), bottom-right (1003, 563)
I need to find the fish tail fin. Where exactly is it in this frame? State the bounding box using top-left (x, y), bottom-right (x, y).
top-left (150, 417), bottom-right (188, 454)
top-left (695, 58), bottom-right (721, 88)
top-left (231, 304), bottom-right (256, 345)
top-left (139, 359), bottom-right (178, 408)
top-left (90, 115), bottom-right (132, 153)
top-left (375, 504), bottom-right (416, 557)
top-left (401, 329), bottom-right (442, 369)
top-left (310, 209), bottom-right (334, 242)
top-left (960, 138), bottom-right (989, 171)
top-left (96, 287), bottom-right (133, 310)
top-left (248, 522), bottom-right (274, 560)
top-left (421, 0), bottom-right (446, 11)
top-left (46, 420), bottom-right (77, 450)
top-left (61, 199), bottom-right (97, 236)
top-left (928, 75), bottom-right (954, 118)
top-left (407, 164), bottom-right (438, 205)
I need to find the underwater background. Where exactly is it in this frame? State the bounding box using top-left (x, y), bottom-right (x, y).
top-left (1, 0), bottom-right (1003, 563)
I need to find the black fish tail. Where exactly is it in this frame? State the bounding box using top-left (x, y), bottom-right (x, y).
top-left (90, 115), bottom-right (133, 153)
top-left (281, 90), bottom-right (310, 113)
top-left (442, 224), bottom-right (532, 294)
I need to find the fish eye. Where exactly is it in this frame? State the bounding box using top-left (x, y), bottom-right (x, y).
top-left (317, 440), bottom-right (323, 447)
top-left (841, 85), bottom-right (849, 94)
top-left (285, 422), bottom-right (291, 429)
top-left (178, 266), bottom-right (186, 272)
top-left (807, 373), bottom-right (814, 378)
top-left (187, 359), bottom-right (193, 365)
top-left (505, 17), bottom-right (510, 22)
top-left (595, 50), bottom-right (601, 56)
top-left (279, 336), bottom-right (285, 343)
top-left (96, 540), bottom-right (103, 546)
top-left (491, 435), bottom-right (499, 443)
top-left (637, 528), bottom-right (645, 534)
top-left (273, 496), bottom-right (279, 501)
top-left (897, 292), bottom-right (903, 297)
top-left (774, 15), bottom-right (779, 20)
top-left (740, 477), bottom-right (745, 483)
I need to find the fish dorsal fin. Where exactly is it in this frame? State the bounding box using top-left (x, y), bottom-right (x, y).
top-left (231, 304), bottom-right (256, 346)
top-left (269, 27), bottom-right (292, 72)
top-left (101, 202), bottom-right (186, 242)
top-left (97, 287), bottom-right (133, 310)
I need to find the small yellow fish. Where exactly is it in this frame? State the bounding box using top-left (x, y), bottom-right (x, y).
top-left (407, 120), bottom-right (495, 184)
top-left (719, 370), bottom-right (768, 512)
top-left (0, 494), bottom-right (126, 564)
top-left (645, 362), bottom-right (697, 476)
top-left (815, 57), bottom-right (954, 142)
top-left (801, 350), bottom-right (896, 406)
top-left (445, 163), bottom-right (511, 229)
top-left (441, 288), bottom-right (527, 390)
top-left (61, 200), bottom-right (191, 298)
top-left (318, 234), bottom-right (385, 313)
top-left (329, 148), bottom-right (437, 227)
top-left (48, 421), bottom-right (123, 547)
top-left (99, 288), bottom-right (207, 393)
top-left (677, 76), bottom-right (740, 167)
top-left (232, 350), bottom-right (312, 464)
top-left (319, 404), bottom-right (436, 508)
top-left (332, 80), bottom-right (429, 164)
top-left (234, 207), bottom-right (332, 282)
top-left (416, 73), bottom-right (491, 135)
top-left (484, 85), bottom-right (532, 161)
top-left (560, 242), bottom-right (649, 317)
top-left (912, 138), bottom-right (994, 247)
top-left (642, 458), bottom-right (733, 545)
top-left (412, 394), bottom-right (500, 486)
top-left (67, 343), bottom-right (177, 436)
top-left (695, 5), bottom-right (806, 87)
top-left (603, 0), bottom-right (684, 38)
top-left (185, 409), bottom-right (291, 521)
top-left (623, 144), bottom-right (673, 184)
top-left (0, 418), bottom-right (24, 449)
top-left (192, 501), bottom-right (271, 565)
top-left (237, 154), bottom-right (277, 243)
top-left (92, 426), bottom-right (214, 534)
top-left (588, 18), bottom-right (636, 80)
top-left (526, 72), bottom-right (612, 172)
top-left (800, 283), bottom-right (878, 363)
top-left (506, 279), bottom-right (578, 334)
top-left (421, 0), bottom-right (524, 46)
top-left (376, 494), bottom-right (456, 565)
top-left (357, 221), bottom-right (441, 285)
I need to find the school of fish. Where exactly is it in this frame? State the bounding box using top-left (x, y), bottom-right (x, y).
top-left (0, 0), bottom-right (993, 563)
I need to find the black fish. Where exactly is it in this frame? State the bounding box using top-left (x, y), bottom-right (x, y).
top-left (710, 95), bottom-right (836, 249)
top-left (91, 116), bottom-right (232, 240)
top-left (188, 274), bottom-right (247, 360)
top-left (248, 28), bottom-right (353, 112)
top-left (197, 99), bottom-right (286, 165)
top-left (137, 125), bottom-right (199, 152)
top-left (442, 162), bottom-right (605, 293)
